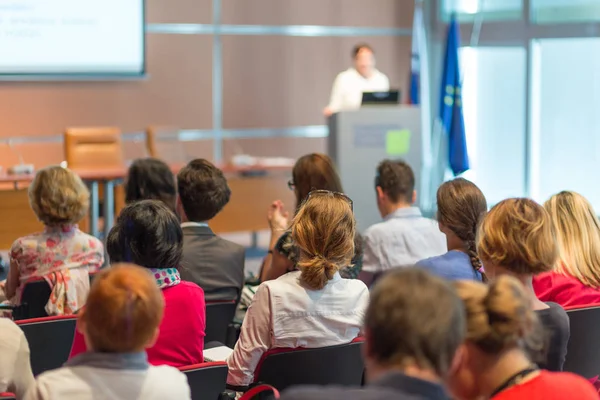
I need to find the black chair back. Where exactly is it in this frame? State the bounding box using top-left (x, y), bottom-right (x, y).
top-left (205, 301), bottom-right (237, 344)
top-left (12, 279), bottom-right (52, 321)
top-left (17, 315), bottom-right (78, 376)
top-left (565, 305), bottom-right (600, 377)
top-left (254, 340), bottom-right (365, 391)
top-left (180, 362), bottom-right (228, 400)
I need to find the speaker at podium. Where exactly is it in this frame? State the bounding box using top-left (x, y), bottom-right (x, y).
top-left (327, 106), bottom-right (426, 232)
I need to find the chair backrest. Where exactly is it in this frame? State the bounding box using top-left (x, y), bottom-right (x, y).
top-left (64, 127), bottom-right (123, 169)
top-left (13, 278), bottom-right (52, 321)
top-left (16, 315), bottom-right (78, 376)
top-left (145, 127), bottom-right (158, 158)
top-left (565, 305), bottom-right (600, 377)
top-left (205, 301), bottom-right (237, 344)
top-left (254, 338), bottom-right (365, 391)
top-left (179, 362), bottom-right (228, 400)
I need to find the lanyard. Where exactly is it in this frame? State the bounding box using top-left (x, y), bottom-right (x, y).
top-left (490, 367), bottom-right (538, 397)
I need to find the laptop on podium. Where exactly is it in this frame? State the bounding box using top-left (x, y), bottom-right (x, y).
top-left (361, 90), bottom-right (401, 106)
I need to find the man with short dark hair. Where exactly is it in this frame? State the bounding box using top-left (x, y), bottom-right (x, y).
top-left (177, 159), bottom-right (245, 302)
top-left (358, 160), bottom-right (446, 286)
top-left (281, 268), bottom-right (466, 400)
top-left (323, 43), bottom-right (390, 116)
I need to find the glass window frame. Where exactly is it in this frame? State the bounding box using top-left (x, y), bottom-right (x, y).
top-left (433, 0), bottom-right (600, 200)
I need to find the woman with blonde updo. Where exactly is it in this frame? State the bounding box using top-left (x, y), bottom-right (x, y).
top-left (227, 191), bottom-right (369, 387)
top-left (477, 198), bottom-right (569, 372)
top-left (449, 276), bottom-right (597, 400)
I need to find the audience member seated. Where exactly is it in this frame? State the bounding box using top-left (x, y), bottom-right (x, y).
top-left (478, 198), bottom-right (569, 371)
top-left (358, 160), bottom-right (446, 286)
top-left (0, 318), bottom-right (34, 399)
top-left (227, 191), bottom-right (369, 387)
top-left (177, 159), bottom-right (245, 302)
top-left (261, 153), bottom-right (363, 282)
top-left (281, 267), bottom-right (466, 400)
top-left (25, 264), bottom-right (191, 400)
top-left (450, 276), bottom-right (598, 400)
top-left (70, 200), bottom-right (206, 367)
top-left (1, 166), bottom-right (104, 314)
top-left (417, 178), bottom-right (486, 281)
top-left (125, 158), bottom-right (177, 212)
top-left (533, 191), bottom-right (600, 308)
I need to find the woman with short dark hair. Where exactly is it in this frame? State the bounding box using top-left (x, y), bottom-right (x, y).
top-left (125, 158), bottom-right (177, 212)
top-left (69, 200), bottom-right (206, 367)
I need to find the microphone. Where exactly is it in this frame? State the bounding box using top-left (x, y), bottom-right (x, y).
top-left (7, 139), bottom-right (35, 175)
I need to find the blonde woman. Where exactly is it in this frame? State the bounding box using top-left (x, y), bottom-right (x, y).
top-left (2, 166), bottom-right (104, 313)
top-left (533, 191), bottom-right (600, 308)
top-left (449, 276), bottom-right (597, 400)
top-left (227, 191), bottom-right (369, 387)
top-left (477, 198), bottom-right (569, 371)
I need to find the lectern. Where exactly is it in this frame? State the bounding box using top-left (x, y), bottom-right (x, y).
top-left (328, 106), bottom-right (424, 232)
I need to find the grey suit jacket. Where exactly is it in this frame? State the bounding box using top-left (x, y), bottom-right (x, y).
top-left (179, 225), bottom-right (245, 302)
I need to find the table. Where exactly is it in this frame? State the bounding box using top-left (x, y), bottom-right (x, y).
top-left (0, 163), bottom-right (294, 245)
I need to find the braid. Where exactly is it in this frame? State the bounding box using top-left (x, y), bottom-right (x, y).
top-left (465, 236), bottom-right (486, 282)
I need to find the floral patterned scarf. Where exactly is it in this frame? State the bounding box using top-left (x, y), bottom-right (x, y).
top-left (150, 268), bottom-right (181, 289)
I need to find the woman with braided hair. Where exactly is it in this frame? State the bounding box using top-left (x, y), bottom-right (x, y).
top-left (417, 178), bottom-right (487, 281)
top-left (227, 191), bottom-right (369, 387)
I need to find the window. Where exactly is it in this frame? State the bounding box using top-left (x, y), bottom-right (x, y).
top-left (459, 47), bottom-right (527, 205)
top-left (531, 0), bottom-right (600, 24)
top-left (441, 0), bottom-right (522, 21)
top-left (530, 38), bottom-right (600, 209)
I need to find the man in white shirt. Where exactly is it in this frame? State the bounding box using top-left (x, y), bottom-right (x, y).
top-left (358, 160), bottom-right (447, 287)
top-left (323, 43), bottom-right (390, 116)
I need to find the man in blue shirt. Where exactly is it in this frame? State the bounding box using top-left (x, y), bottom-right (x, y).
top-left (359, 160), bottom-right (446, 286)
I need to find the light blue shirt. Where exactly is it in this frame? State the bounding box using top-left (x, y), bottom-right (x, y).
top-left (362, 207), bottom-right (447, 273)
top-left (417, 250), bottom-right (483, 281)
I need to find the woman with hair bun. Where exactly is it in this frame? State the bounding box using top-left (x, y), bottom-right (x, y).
top-left (227, 191), bottom-right (369, 387)
top-left (449, 276), bottom-right (597, 400)
top-left (417, 178), bottom-right (487, 281)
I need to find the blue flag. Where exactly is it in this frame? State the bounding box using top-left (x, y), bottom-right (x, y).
top-left (439, 14), bottom-right (469, 176)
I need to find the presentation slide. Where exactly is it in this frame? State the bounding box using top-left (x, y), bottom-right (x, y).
top-left (0, 0), bottom-right (144, 76)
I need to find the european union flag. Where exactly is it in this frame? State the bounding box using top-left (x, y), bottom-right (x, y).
top-left (439, 14), bottom-right (469, 176)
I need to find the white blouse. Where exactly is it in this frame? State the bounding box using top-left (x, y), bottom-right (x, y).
top-left (227, 271), bottom-right (369, 386)
top-left (0, 318), bottom-right (34, 399)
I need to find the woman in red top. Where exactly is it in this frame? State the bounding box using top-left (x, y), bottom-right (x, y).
top-left (448, 276), bottom-right (598, 400)
top-left (70, 200), bottom-right (206, 367)
top-left (533, 191), bottom-right (600, 308)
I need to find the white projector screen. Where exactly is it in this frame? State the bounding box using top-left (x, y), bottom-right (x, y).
top-left (0, 0), bottom-right (145, 77)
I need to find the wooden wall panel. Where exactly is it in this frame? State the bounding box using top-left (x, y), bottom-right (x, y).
top-left (147, 0), bottom-right (212, 23)
top-left (222, 35), bottom-right (411, 129)
top-left (221, 0), bottom-right (414, 28)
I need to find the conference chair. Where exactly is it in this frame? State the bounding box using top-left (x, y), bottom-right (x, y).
top-left (0, 278), bottom-right (52, 321)
top-left (239, 385), bottom-right (280, 400)
top-left (64, 126), bottom-right (125, 236)
top-left (64, 127), bottom-right (123, 170)
top-left (251, 337), bottom-right (365, 392)
top-left (145, 127), bottom-right (159, 158)
top-left (179, 362), bottom-right (228, 400)
top-left (205, 301), bottom-right (237, 345)
top-left (16, 315), bottom-right (78, 376)
top-left (564, 304), bottom-right (600, 378)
